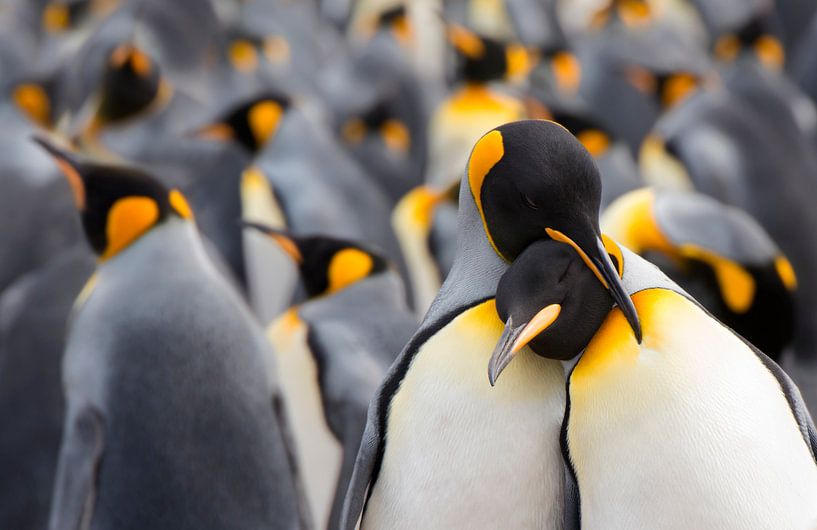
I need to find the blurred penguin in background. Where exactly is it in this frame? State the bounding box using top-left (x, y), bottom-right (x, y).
top-left (322, 3), bottom-right (430, 205)
top-left (247, 223), bottom-right (416, 530)
top-left (36, 139), bottom-right (309, 530)
top-left (603, 188), bottom-right (797, 361)
top-left (642, 82), bottom-right (817, 413)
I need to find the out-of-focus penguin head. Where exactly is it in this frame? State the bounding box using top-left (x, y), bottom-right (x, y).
top-left (193, 92), bottom-right (291, 155)
top-left (340, 101), bottom-right (411, 156)
top-left (589, 0), bottom-right (654, 30)
top-left (92, 42), bottom-right (166, 128)
top-left (446, 24), bottom-right (532, 83)
top-left (602, 187), bottom-right (797, 357)
top-left (224, 30), bottom-right (291, 73)
top-left (710, 15), bottom-right (785, 71)
top-left (489, 239), bottom-right (614, 379)
top-left (244, 222), bottom-right (389, 299)
top-left (468, 120), bottom-right (641, 383)
top-left (33, 136), bottom-right (194, 261)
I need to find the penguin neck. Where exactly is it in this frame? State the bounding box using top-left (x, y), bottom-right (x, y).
top-left (422, 181), bottom-right (507, 326)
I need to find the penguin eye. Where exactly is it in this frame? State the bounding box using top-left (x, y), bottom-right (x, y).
top-left (521, 192), bottom-right (539, 210)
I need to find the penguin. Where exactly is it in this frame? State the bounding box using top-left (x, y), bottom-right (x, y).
top-left (391, 182), bottom-right (459, 316)
top-left (322, 4), bottom-right (429, 205)
top-left (642, 84), bottom-right (817, 412)
top-left (574, 0), bottom-right (710, 153)
top-left (195, 92), bottom-right (405, 278)
top-left (425, 23), bottom-right (528, 189)
top-left (483, 120), bottom-right (817, 528)
top-left (602, 187), bottom-right (796, 361)
top-left (245, 223), bottom-right (417, 530)
top-left (0, 245), bottom-right (95, 530)
top-left (341, 121), bottom-right (639, 530)
top-left (34, 138), bottom-right (309, 530)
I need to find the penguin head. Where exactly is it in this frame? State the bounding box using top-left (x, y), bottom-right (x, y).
top-left (711, 15), bottom-right (784, 70)
top-left (92, 43), bottom-right (165, 129)
top-left (340, 101), bottom-right (411, 154)
top-left (194, 93), bottom-right (291, 154)
top-left (243, 222), bottom-right (389, 298)
top-left (489, 239), bottom-right (614, 382)
top-left (602, 188), bottom-right (797, 357)
top-left (539, 47), bottom-right (582, 95)
top-left (468, 120), bottom-right (640, 381)
top-left (446, 25), bottom-right (532, 83)
top-left (33, 136), bottom-right (194, 261)
top-left (375, 5), bottom-right (413, 46)
top-left (623, 65), bottom-right (703, 110)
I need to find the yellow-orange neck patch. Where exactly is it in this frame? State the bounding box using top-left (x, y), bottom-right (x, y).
top-left (327, 248), bottom-right (373, 293)
top-left (101, 196), bottom-right (159, 260)
top-left (42, 4), bottom-right (69, 32)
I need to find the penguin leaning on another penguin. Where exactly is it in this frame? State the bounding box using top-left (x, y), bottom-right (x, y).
top-left (34, 138), bottom-right (310, 530)
top-left (484, 120), bottom-right (817, 528)
top-left (342, 120), bottom-right (643, 530)
top-left (245, 223), bottom-right (417, 530)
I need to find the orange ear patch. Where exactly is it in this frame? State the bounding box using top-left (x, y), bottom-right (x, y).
top-left (13, 84), bottom-right (51, 128)
top-left (248, 101), bottom-right (284, 147)
top-left (327, 248), bottom-right (374, 293)
top-left (42, 4), bottom-right (69, 32)
top-left (381, 119), bottom-right (410, 152)
top-left (447, 25), bottom-right (485, 59)
top-left (102, 196), bottom-right (159, 260)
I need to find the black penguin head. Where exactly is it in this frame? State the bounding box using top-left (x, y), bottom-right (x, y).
top-left (243, 222), bottom-right (389, 298)
top-left (93, 43), bottom-right (164, 127)
top-left (467, 120), bottom-right (640, 359)
top-left (194, 93), bottom-right (291, 154)
top-left (446, 25), bottom-right (531, 83)
top-left (545, 109), bottom-right (614, 158)
top-left (622, 65), bottom-right (703, 110)
top-left (340, 101), bottom-right (411, 154)
top-left (711, 14), bottom-right (784, 70)
top-left (489, 239), bottom-right (614, 382)
top-left (33, 136), bottom-right (194, 261)
top-left (375, 5), bottom-right (412, 45)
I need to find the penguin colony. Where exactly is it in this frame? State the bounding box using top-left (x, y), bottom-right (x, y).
top-left (2, 0), bottom-right (817, 528)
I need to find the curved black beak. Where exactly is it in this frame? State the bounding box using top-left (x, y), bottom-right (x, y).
top-left (488, 304), bottom-right (562, 386)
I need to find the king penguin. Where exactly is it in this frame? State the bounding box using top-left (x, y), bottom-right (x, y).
top-left (245, 223), bottom-right (417, 530)
top-left (341, 121), bottom-right (639, 530)
top-left (34, 138), bottom-right (310, 530)
top-left (485, 121), bottom-right (817, 528)
top-left (602, 187), bottom-right (797, 360)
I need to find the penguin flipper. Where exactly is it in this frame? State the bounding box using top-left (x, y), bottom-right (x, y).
top-left (329, 412), bottom-right (369, 530)
top-left (339, 402), bottom-right (382, 530)
top-left (48, 405), bottom-right (105, 530)
top-left (754, 349), bottom-right (817, 462)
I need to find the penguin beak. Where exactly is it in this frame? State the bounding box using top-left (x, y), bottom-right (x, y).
top-left (31, 135), bottom-right (87, 210)
top-left (488, 304), bottom-right (561, 385)
top-left (546, 227), bottom-right (642, 343)
top-left (241, 221), bottom-right (303, 263)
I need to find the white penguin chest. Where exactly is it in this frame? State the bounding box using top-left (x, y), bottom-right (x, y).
top-left (568, 289), bottom-right (817, 529)
top-left (267, 310), bottom-right (342, 530)
top-left (363, 300), bottom-right (566, 530)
